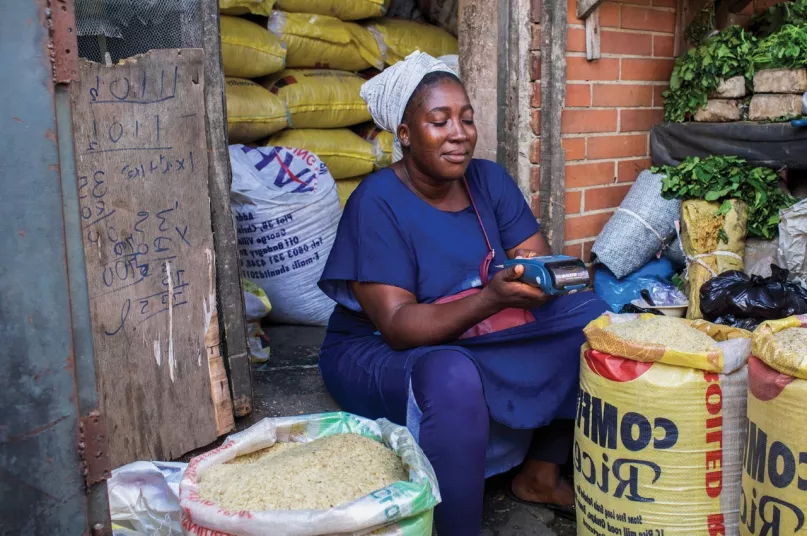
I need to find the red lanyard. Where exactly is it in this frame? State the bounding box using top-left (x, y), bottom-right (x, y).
top-left (464, 177), bottom-right (495, 286)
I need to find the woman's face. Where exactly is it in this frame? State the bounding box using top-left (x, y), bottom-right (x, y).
top-left (399, 79), bottom-right (477, 181)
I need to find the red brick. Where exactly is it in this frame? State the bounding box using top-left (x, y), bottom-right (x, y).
top-left (621, 58), bottom-right (675, 81)
top-left (567, 57), bottom-right (620, 81)
top-left (565, 211), bottom-right (614, 241)
top-left (600, 3), bottom-right (621, 26)
top-left (601, 30), bottom-right (652, 56)
top-left (617, 158), bottom-right (652, 182)
top-left (617, 0), bottom-right (651, 5)
top-left (564, 243), bottom-right (583, 257)
top-left (583, 239), bottom-right (595, 261)
top-left (757, 0), bottom-right (781, 9)
top-left (530, 139), bottom-right (541, 164)
top-left (530, 166), bottom-right (541, 192)
top-left (532, 24), bottom-right (541, 50)
top-left (531, 193), bottom-right (541, 217)
top-left (566, 190), bottom-right (583, 214)
top-left (530, 54), bottom-right (542, 81)
top-left (568, 0), bottom-right (583, 23)
top-left (567, 84), bottom-right (592, 106)
top-left (531, 0), bottom-right (542, 22)
top-left (653, 35), bottom-right (675, 57)
top-left (562, 137), bottom-right (586, 161)
top-left (653, 85), bottom-right (668, 106)
top-left (562, 109), bottom-right (618, 134)
top-left (653, 0), bottom-right (676, 7)
top-left (566, 161), bottom-right (616, 188)
top-left (621, 6), bottom-right (676, 33)
top-left (587, 134), bottom-right (648, 159)
top-left (592, 84), bottom-right (653, 107)
top-left (620, 108), bottom-right (664, 131)
top-left (585, 184), bottom-right (633, 211)
top-left (531, 109), bottom-right (542, 135)
top-left (531, 82), bottom-right (542, 108)
top-left (568, 28), bottom-right (587, 52)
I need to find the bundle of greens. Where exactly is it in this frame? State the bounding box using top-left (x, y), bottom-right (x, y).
top-left (664, 26), bottom-right (756, 123)
top-left (752, 23), bottom-right (807, 70)
top-left (652, 156), bottom-right (796, 240)
top-left (748, 0), bottom-right (807, 38)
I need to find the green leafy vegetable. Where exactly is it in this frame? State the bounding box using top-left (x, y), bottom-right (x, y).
top-left (752, 23), bottom-right (807, 70)
top-left (748, 0), bottom-right (807, 38)
top-left (664, 26), bottom-right (756, 123)
top-left (652, 156), bottom-right (796, 240)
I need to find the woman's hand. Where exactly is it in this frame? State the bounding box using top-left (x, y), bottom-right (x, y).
top-left (513, 248), bottom-right (542, 259)
top-left (483, 263), bottom-right (551, 311)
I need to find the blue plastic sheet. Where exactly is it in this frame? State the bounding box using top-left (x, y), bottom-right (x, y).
top-left (594, 258), bottom-right (678, 312)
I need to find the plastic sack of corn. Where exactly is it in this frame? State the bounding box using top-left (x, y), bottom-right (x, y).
top-left (681, 199), bottom-right (748, 320)
top-left (261, 69), bottom-right (371, 129)
top-left (226, 78), bottom-right (289, 144)
top-left (743, 316), bottom-right (807, 536)
top-left (269, 11), bottom-right (384, 72)
top-left (354, 122), bottom-right (394, 169)
top-left (275, 0), bottom-right (390, 21)
top-left (179, 412), bottom-right (440, 536)
top-left (336, 176), bottom-right (366, 208)
top-left (220, 0), bottom-right (275, 16)
top-left (221, 16), bottom-right (286, 79)
top-left (577, 313), bottom-right (752, 536)
top-left (267, 128), bottom-right (376, 179)
top-left (363, 18), bottom-right (458, 66)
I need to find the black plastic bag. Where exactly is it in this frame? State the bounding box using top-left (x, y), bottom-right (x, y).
top-left (700, 265), bottom-right (807, 330)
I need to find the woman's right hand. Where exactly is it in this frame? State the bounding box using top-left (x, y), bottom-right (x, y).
top-left (484, 264), bottom-right (551, 311)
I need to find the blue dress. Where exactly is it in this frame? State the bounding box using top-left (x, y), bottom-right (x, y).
top-left (318, 160), bottom-right (607, 474)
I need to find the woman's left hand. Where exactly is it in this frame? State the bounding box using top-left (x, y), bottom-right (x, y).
top-left (513, 249), bottom-right (542, 259)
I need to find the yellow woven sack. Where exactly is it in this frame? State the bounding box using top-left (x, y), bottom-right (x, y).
top-left (336, 176), bottom-right (366, 207)
top-left (267, 129), bottom-right (375, 179)
top-left (221, 16), bottom-right (287, 79)
top-left (752, 315), bottom-right (807, 380)
top-left (743, 342), bottom-right (807, 535)
top-left (275, 0), bottom-right (390, 21)
top-left (681, 199), bottom-right (748, 320)
top-left (220, 0), bottom-right (274, 16)
top-left (576, 342), bottom-right (750, 535)
top-left (261, 69), bottom-right (371, 129)
top-left (354, 123), bottom-right (393, 169)
top-left (584, 313), bottom-right (751, 372)
top-left (226, 78), bottom-right (289, 144)
top-left (269, 11), bottom-right (384, 71)
top-left (363, 18), bottom-right (459, 66)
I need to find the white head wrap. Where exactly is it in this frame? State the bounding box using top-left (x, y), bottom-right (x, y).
top-left (360, 51), bottom-right (456, 163)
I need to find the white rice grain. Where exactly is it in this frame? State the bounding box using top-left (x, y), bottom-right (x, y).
top-left (772, 327), bottom-right (807, 356)
top-left (604, 316), bottom-right (719, 353)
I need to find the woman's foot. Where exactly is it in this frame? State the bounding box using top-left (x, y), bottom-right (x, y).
top-left (510, 459), bottom-right (574, 507)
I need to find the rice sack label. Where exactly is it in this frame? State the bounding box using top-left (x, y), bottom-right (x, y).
top-left (741, 316), bottom-right (807, 536)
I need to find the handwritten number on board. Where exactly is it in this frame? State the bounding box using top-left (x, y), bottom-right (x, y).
top-left (104, 298), bottom-right (130, 336)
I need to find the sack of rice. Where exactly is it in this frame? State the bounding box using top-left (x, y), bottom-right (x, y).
top-left (179, 412), bottom-right (440, 536)
top-left (354, 122), bottom-right (393, 169)
top-left (592, 170), bottom-right (681, 279)
top-left (681, 199), bottom-right (748, 320)
top-left (226, 78), bottom-right (289, 144)
top-left (275, 0), bottom-right (390, 21)
top-left (336, 175), bottom-right (366, 207)
top-left (221, 16), bottom-right (286, 79)
top-left (578, 314), bottom-right (752, 536)
top-left (261, 69), bottom-right (371, 129)
top-left (269, 11), bottom-right (384, 72)
top-left (267, 129), bottom-right (376, 179)
top-left (743, 316), bottom-right (807, 536)
top-left (230, 144), bottom-right (340, 325)
top-left (363, 18), bottom-right (458, 66)
top-left (220, 0), bottom-right (274, 16)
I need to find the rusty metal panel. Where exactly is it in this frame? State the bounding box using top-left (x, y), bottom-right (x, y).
top-left (49, 0), bottom-right (79, 82)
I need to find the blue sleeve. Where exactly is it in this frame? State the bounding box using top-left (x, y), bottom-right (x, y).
top-left (318, 186), bottom-right (417, 312)
top-left (479, 161), bottom-right (540, 250)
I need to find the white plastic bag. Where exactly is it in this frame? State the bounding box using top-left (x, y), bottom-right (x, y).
top-left (107, 461), bottom-right (186, 535)
top-left (179, 412), bottom-right (440, 536)
top-left (230, 144), bottom-right (340, 326)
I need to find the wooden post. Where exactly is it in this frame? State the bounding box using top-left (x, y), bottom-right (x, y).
top-left (201, 0), bottom-right (253, 417)
top-left (585, 8), bottom-right (601, 61)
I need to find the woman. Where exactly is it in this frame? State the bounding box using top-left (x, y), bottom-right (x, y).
top-left (318, 52), bottom-right (607, 535)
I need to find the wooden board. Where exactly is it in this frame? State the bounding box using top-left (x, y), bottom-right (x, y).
top-left (585, 8), bottom-right (601, 61)
top-left (71, 49), bottom-right (234, 467)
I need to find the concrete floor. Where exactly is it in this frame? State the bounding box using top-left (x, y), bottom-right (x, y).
top-left (233, 324), bottom-right (576, 536)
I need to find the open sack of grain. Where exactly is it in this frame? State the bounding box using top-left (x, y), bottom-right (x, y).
top-left (180, 412), bottom-right (440, 536)
top-left (742, 316), bottom-right (807, 536)
top-left (577, 314), bottom-right (752, 536)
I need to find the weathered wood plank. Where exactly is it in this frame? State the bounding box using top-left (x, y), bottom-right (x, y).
top-left (541, 0), bottom-right (568, 254)
top-left (585, 8), bottom-right (601, 61)
top-left (200, 0), bottom-right (253, 417)
top-left (71, 49), bottom-right (231, 467)
top-left (577, 0), bottom-right (605, 21)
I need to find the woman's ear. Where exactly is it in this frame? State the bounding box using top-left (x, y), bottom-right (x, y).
top-left (398, 124), bottom-right (411, 148)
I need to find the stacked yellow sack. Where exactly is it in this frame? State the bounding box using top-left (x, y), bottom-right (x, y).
top-left (363, 18), bottom-right (458, 66)
top-left (221, 16), bottom-right (287, 79)
top-left (226, 78), bottom-right (289, 143)
top-left (742, 317), bottom-right (807, 536)
top-left (275, 0), bottom-right (390, 21)
top-left (220, 0), bottom-right (275, 16)
top-left (269, 11), bottom-right (384, 71)
top-left (578, 314), bottom-right (752, 536)
top-left (336, 176), bottom-right (367, 208)
top-left (354, 123), bottom-right (393, 169)
top-left (267, 129), bottom-right (375, 179)
top-left (261, 69), bottom-right (370, 129)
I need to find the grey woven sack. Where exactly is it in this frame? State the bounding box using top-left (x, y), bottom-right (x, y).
top-left (592, 170), bottom-right (680, 278)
